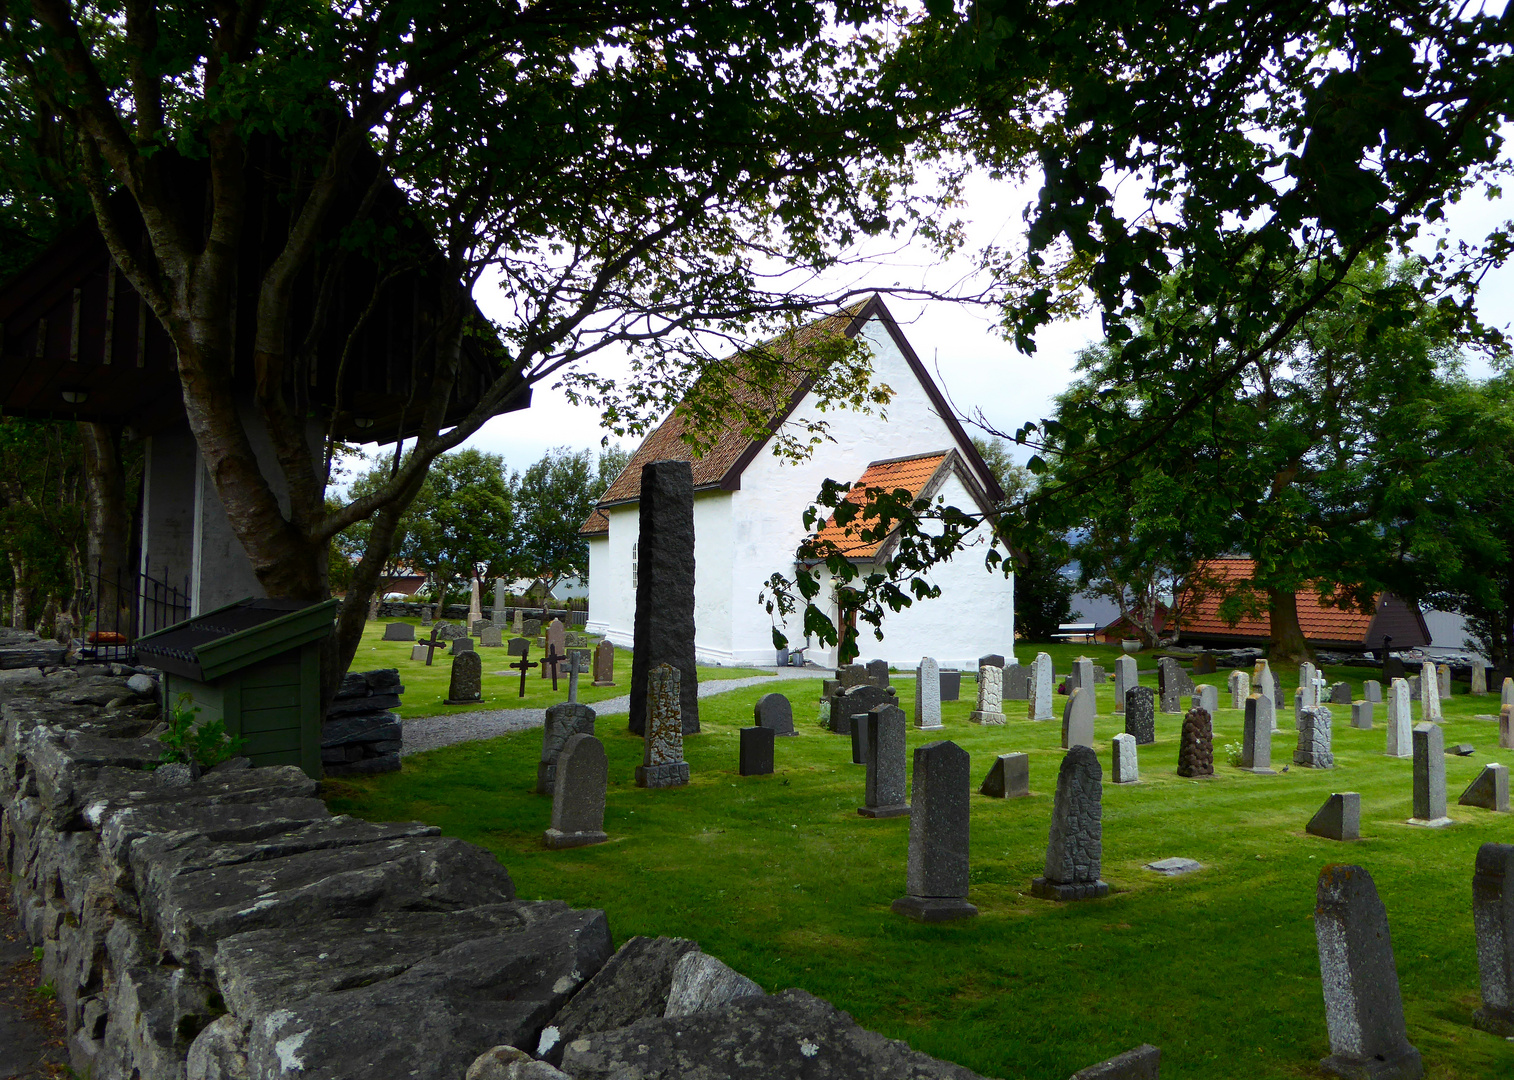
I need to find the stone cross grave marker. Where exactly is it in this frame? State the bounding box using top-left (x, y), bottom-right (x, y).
top-left (1408, 722), bottom-right (1451, 826)
top-left (1307, 792), bottom-right (1360, 841)
top-left (970, 664), bottom-right (1006, 725)
top-left (508, 637), bottom-right (538, 697)
top-left (1032, 745), bottom-right (1109, 900)
top-left (754, 692), bottom-right (795, 736)
top-left (914, 657), bottom-right (942, 730)
top-left (1294, 705), bottom-right (1334, 769)
top-left (537, 702), bottom-right (597, 793)
top-left (1029, 652), bottom-right (1054, 721)
top-left (635, 663), bottom-right (690, 788)
top-left (1460, 764), bottom-right (1510, 813)
top-left (1299, 662), bottom-right (1319, 707)
top-left (565, 648), bottom-right (590, 704)
top-left (1177, 706), bottom-right (1214, 777)
top-left (541, 642), bottom-right (566, 692)
top-left (1313, 864), bottom-right (1422, 1080)
top-left (892, 740), bottom-right (976, 922)
top-left (543, 733), bottom-right (608, 849)
top-left (417, 626), bottom-right (444, 667)
top-left (1062, 686), bottom-right (1095, 750)
top-left (592, 640), bottom-right (616, 686)
top-left (860, 704), bottom-right (910, 818)
top-left (1385, 678), bottom-right (1412, 758)
top-left (1111, 733), bottom-right (1139, 784)
top-left (1240, 695), bottom-right (1276, 775)
top-left (1229, 669), bottom-right (1251, 711)
top-left (1124, 686), bottom-right (1155, 745)
top-left (1473, 842), bottom-right (1514, 1036)
top-left (445, 650), bottom-right (483, 704)
top-left (1114, 655), bottom-right (1138, 714)
top-left (979, 752), bottom-right (1029, 798)
top-left (382, 622), bottom-right (415, 642)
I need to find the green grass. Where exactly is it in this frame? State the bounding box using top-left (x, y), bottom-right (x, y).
top-left (325, 653), bottom-right (1514, 1080)
top-left (352, 618), bottom-right (773, 716)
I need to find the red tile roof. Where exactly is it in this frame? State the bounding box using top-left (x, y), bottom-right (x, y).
top-left (809, 452), bottom-right (951, 559)
top-left (579, 506), bottom-right (610, 537)
top-left (1176, 559), bottom-right (1376, 644)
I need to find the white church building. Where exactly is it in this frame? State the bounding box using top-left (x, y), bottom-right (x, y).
top-left (580, 295), bottom-right (1015, 668)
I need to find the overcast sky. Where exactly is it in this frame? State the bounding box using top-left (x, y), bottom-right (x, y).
top-left (348, 155), bottom-right (1514, 480)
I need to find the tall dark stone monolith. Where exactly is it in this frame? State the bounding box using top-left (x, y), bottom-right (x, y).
top-left (629, 460), bottom-right (699, 735)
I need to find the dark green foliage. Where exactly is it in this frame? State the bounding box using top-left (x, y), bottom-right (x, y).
top-left (1012, 541), bottom-right (1076, 642)
top-left (156, 693), bottom-right (246, 768)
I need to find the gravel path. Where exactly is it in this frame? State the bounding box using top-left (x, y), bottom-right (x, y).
top-left (400, 667), bottom-right (827, 756)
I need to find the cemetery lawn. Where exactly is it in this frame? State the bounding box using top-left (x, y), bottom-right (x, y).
top-left (352, 619), bottom-right (772, 716)
top-left (324, 654), bottom-right (1513, 1080)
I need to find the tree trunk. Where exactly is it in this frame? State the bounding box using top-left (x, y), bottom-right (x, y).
top-left (1268, 587), bottom-right (1313, 666)
top-left (9, 553), bottom-right (29, 631)
top-left (79, 422), bottom-right (132, 638)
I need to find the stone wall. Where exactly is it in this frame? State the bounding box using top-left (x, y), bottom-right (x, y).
top-left (0, 665), bottom-right (1000, 1080)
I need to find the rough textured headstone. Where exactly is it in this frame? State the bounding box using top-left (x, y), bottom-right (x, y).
top-left (1177, 707), bottom-right (1214, 777)
top-left (939, 668), bottom-right (961, 702)
top-left (1386, 678), bottom-right (1413, 758)
top-left (1229, 669), bottom-right (1251, 711)
top-left (537, 702), bottom-right (597, 793)
top-left (1331, 682), bottom-right (1352, 705)
top-left (739, 727), bottom-right (775, 777)
top-left (513, 607), bottom-right (524, 633)
top-left (1158, 658), bottom-right (1190, 713)
top-left (914, 657), bottom-right (942, 729)
top-left (1365, 679), bottom-right (1382, 703)
top-left (1004, 662), bottom-right (1029, 701)
top-left (831, 684), bottom-right (896, 734)
top-left (1472, 662), bottom-right (1488, 696)
top-left (1071, 656), bottom-right (1095, 692)
top-left (543, 734), bottom-right (608, 849)
top-left (1111, 732), bottom-right (1139, 784)
top-left (592, 640), bottom-right (616, 686)
top-left (1351, 701), bottom-right (1374, 730)
top-left (860, 704), bottom-right (910, 818)
top-left (1032, 745), bottom-right (1109, 900)
top-left (978, 653), bottom-right (1006, 671)
top-left (451, 635), bottom-right (476, 654)
top-left (421, 605), bottom-right (434, 626)
top-left (479, 624), bottom-right (504, 647)
top-left (1437, 663), bottom-right (1452, 700)
top-left (1192, 684), bottom-right (1219, 716)
top-left (1092, 664), bottom-right (1107, 686)
top-left (1062, 686), bottom-right (1096, 749)
top-left (1029, 652), bottom-right (1054, 720)
top-left (753, 693), bottom-right (795, 736)
top-left (1473, 842), bottom-right (1514, 1036)
top-left (635, 663), bottom-right (689, 788)
top-left (1294, 706), bottom-right (1335, 770)
top-left (1192, 652), bottom-right (1218, 676)
top-left (1421, 661), bottom-right (1442, 721)
top-left (382, 622), bottom-right (415, 642)
top-left (1408, 722), bottom-right (1451, 826)
top-left (1068, 1044), bottom-right (1161, 1080)
top-left (663, 952), bottom-right (764, 1018)
top-left (445, 650), bottom-right (483, 704)
top-left (1308, 792), bottom-right (1361, 841)
top-left (970, 664), bottom-right (1006, 725)
top-left (629, 460), bottom-right (699, 735)
top-left (866, 659), bottom-right (891, 688)
top-left (893, 740), bottom-right (977, 922)
top-left (523, 618), bottom-right (543, 637)
top-left (979, 752), bottom-right (1029, 798)
top-left (1502, 704), bottom-right (1514, 751)
top-left (1240, 695), bottom-right (1275, 774)
top-left (1313, 864), bottom-right (1422, 1080)
top-left (1124, 686), bottom-right (1155, 745)
top-left (1114, 655), bottom-right (1138, 714)
top-left (1460, 764), bottom-right (1510, 813)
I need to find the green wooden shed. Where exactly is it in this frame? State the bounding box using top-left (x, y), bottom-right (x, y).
top-left (136, 597), bottom-right (339, 779)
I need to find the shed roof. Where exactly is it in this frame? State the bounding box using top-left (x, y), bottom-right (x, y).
top-left (811, 451), bottom-right (953, 558)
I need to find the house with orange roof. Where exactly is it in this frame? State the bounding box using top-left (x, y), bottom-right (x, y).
top-left (580, 296), bottom-right (1014, 667)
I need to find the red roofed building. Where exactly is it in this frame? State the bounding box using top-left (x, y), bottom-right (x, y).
top-left (581, 296), bottom-right (1013, 667)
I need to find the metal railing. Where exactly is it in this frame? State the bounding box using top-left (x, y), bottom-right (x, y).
top-left (80, 559), bottom-right (191, 662)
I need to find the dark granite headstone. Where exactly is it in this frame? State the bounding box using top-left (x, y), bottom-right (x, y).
top-left (445, 650), bottom-right (482, 704)
top-left (892, 740), bottom-right (976, 922)
top-left (1313, 864), bottom-right (1422, 1080)
top-left (1461, 764), bottom-right (1510, 812)
top-left (543, 733), bottom-right (608, 849)
top-left (849, 713), bottom-right (869, 765)
top-left (1068, 1045), bottom-right (1161, 1080)
top-left (450, 636), bottom-right (475, 654)
top-left (523, 618), bottom-right (543, 637)
top-left (837, 664), bottom-right (870, 688)
top-left (592, 640), bottom-right (616, 686)
top-left (1330, 681), bottom-right (1352, 705)
top-left (629, 461), bottom-right (699, 735)
top-left (1383, 656), bottom-right (1406, 683)
top-left (1003, 663), bottom-right (1029, 700)
top-left (866, 659), bottom-right (890, 688)
top-left (830, 684), bottom-right (896, 734)
top-left (1307, 792), bottom-right (1360, 841)
top-left (1474, 842), bottom-right (1514, 1035)
top-left (1192, 653), bottom-right (1218, 676)
top-left (1176, 706), bottom-right (1214, 777)
top-left (1124, 686), bottom-right (1156, 745)
top-left (739, 726), bottom-right (775, 776)
top-left (979, 752), bottom-right (1030, 798)
top-left (978, 654), bottom-right (1006, 670)
top-left (1032, 745), bottom-right (1109, 900)
top-left (537, 702), bottom-right (597, 793)
top-left (860, 704), bottom-right (910, 818)
top-left (382, 622), bottom-right (415, 642)
top-left (939, 669), bottom-right (961, 701)
top-left (754, 692), bottom-right (795, 736)
top-left (1157, 658), bottom-right (1190, 713)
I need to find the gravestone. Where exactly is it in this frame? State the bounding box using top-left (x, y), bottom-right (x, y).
top-left (939, 668), bottom-right (961, 702)
top-left (1471, 662), bottom-right (1488, 696)
top-left (914, 657), bottom-right (942, 730)
top-left (493, 577), bottom-right (507, 622)
top-left (409, 642), bottom-right (431, 663)
top-left (435, 622), bottom-right (467, 640)
top-left (970, 664), bottom-right (1006, 725)
top-left (1421, 662), bottom-right (1442, 721)
top-left (849, 713), bottom-right (870, 766)
top-left (1124, 687), bottom-right (1156, 745)
top-left (1177, 706), bottom-right (1214, 777)
top-left (468, 577), bottom-right (484, 626)
top-left (543, 733), bottom-right (608, 849)
top-left (478, 624), bottom-right (503, 647)
top-left (978, 653), bottom-right (1006, 671)
top-left (635, 663), bottom-right (690, 788)
top-left (1386, 678), bottom-right (1413, 758)
top-left (1031, 745), bottom-right (1109, 900)
top-left (629, 463), bottom-right (699, 735)
top-left (367, 597), bottom-right (381, 621)
top-left (1313, 864), bottom-right (1422, 1080)
top-left (523, 618), bottom-right (542, 637)
top-left (1351, 701), bottom-right (1374, 730)
top-left (1111, 733), bottom-right (1139, 784)
top-left (1408, 722), bottom-right (1451, 826)
top-left (1294, 706), bottom-right (1334, 770)
top-left (1062, 686), bottom-right (1096, 750)
top-left (513, 608), bottom-right (524, 634)
top-left (1192, 684), bottom-right (1218, 716)
top-left (1382, 655), bottom-right (1406, 683)
top-left (1071, 656), bottom-right (1095, 692)
top-left (860, 704), bottom-right (910, 818)
top-left (1068, 1046), bottom-right (1161, 1080)
top-left (1114, 656), bottom-right (1138, 714)
top-left (1460, 764), bottom-right (1510, 813)
top-left (472, 618), bottom-right (492, 635)
top-left (1308, 792), bottom-right (1361, 841)
top-left (1438, 663), bottom-right (1452, 700)
top-left (1192, 652), bottom-right (1218, 676)
top-left (593, 640), bottom-right (616, 686)
top-left (1239, 695), bottom-right (1275, 774)
top-left (543, 619), bottom-right (568, 679)
top-left (1028, 652), bottom-right (1054, 721)
top-left (739, 726), bottom-right (775, 777)
top-left (754, 693), bottom-right (796, 736)
top-left (1408, 675), bottom-right (1422, 702)
top-left (831, 684), bottom-right (896, 734)
top-left (1449, 743), bottom-right (1475, 757)
top-left (1254, 660), bottom-right (1275, 706)
top-left (1330, 682), bottom-right (1352, 705)
top-left (867, 659), bottom-right (890, 688)
top-left (1003, 663), bottom-right (1030, 701)
top-left (1158, 658), bottom-right (1188, 714)
top-left (892, 740), bottom-right (977, 922)
top-left (838, 664), bottom-right (871, 688)
top-left (1364, 679), bottom-right (1382, 702)
top-left (420, 605), bottom-right (433, 627)
top-left (1299, 662), bottom-right (1320, 707)
top-left (1503, 704), bottom-right (1514, 751)
top-left (1228, 669), bottom-right (1251, 711)
top-left (1091, 664), bottom-right (1107, 686)
top-left (1473, 842), bottom-right (1514, 1035)
top-left (537, 702), bottom-right (597, 793)
top-left (382, 623), bottom-right (415, 642)
top-left (445, 650), bottom-right (482, 704)
top-left (979, 752), bottom-right (1030, 798)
